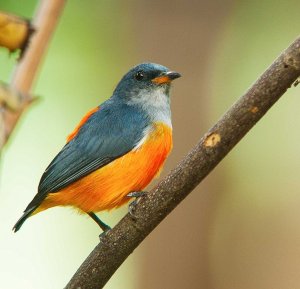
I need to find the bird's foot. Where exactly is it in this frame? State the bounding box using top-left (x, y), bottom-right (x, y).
top-left (99, 227), bottom-right (111, 241)
top-left (88, 212), bottom-right (111, 241)
top-left (127, 191), bottom-right (147, 219)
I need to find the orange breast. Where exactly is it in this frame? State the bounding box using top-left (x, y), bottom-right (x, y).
top-left (37, 122), bottom-right (172, 213)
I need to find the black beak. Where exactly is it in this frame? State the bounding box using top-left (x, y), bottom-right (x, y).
top-left (164, 71), bottom-right (181, 80)
top-left (152, 71), bottom-right (181, 84)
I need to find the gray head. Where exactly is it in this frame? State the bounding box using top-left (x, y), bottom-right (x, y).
top-left (112, 63), bottom-right (181, 127)
top-left (113, 63), bottom-right (181, 100)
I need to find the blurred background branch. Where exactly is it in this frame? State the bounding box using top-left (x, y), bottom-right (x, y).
top-left (0, 0), bottom-right (66, 150)
top-left (66, 37), bottom-right (300, 289)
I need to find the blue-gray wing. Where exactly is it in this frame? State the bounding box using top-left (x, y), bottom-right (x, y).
top-left (25, 101), bottom-right (149, 211)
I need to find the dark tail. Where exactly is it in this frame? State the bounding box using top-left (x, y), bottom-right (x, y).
top-left (12, 207), bottom-right (36, 232)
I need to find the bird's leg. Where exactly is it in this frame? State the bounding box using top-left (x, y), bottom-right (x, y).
top-left (127, 191), bottom-right (147, 218)
top-left (88, 212), bottom-right (111, 232)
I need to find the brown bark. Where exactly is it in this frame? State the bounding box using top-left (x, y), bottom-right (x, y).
top-left (65, 37), bottom-right (300, 289)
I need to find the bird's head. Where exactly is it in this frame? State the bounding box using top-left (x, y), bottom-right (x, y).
top-left (113, 63), bottom-right (181, 104)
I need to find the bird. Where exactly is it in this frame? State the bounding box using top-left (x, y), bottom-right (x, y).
top-left (13, 63), bottom-right (181, 233)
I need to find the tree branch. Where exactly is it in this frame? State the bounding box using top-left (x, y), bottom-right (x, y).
top-left (65, 37), bottom-right (300, 288)
top-left (0, 0), bottom-right (66, 149)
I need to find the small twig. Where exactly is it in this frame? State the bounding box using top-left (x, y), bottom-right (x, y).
top-left (0, 0), bottom-right (66, 149)
top-left (0, 82), bottom-right (29, 147)
top-left (65, 37), bottom-right (300, 289)
top-left (0, 81), bottom-right (29, 111)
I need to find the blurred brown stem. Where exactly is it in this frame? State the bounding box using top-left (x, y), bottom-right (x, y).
top-left (65, 37), bottom-right (300, 289)
top-left (1, 0), bottom-right (66, 149)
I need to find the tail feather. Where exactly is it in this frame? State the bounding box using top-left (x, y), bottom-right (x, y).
top-left (12, 207), bottom-right (36, 232)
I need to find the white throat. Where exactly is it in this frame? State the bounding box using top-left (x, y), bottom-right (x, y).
top-left (128, 87), bottom-right (172, 128)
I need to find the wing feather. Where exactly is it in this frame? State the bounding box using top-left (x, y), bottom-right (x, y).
top-left (25, 101), bottom-right (149, 211)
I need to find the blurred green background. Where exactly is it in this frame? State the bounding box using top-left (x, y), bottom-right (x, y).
top-left (1, 1), bottom-right (300, 288)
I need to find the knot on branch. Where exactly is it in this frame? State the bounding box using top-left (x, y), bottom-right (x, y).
top-left (283, 47), bottom-right (300, 71)
top-left (204, 132), bottom-right (221, 147)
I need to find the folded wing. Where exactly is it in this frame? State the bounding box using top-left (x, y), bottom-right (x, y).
top-left (25, 101), bottom-right (149, 211)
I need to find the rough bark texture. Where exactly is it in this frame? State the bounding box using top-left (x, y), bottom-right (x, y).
top-left (65, 37), bottom-right (300, 289)
top-left (0, 0), bottom-right (66, 149)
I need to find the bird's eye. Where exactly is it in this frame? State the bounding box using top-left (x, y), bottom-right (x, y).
top-left (135, 71), bottom-right (144, 81)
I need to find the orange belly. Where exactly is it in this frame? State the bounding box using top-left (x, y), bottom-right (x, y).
top-left (35, 122), bottom-right (172, 213)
